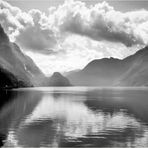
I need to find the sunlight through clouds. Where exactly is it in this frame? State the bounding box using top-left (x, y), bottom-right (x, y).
top-left (26, 35), bottom-right (104, 75)
top-left (0, 0), bottom-right (148, 74)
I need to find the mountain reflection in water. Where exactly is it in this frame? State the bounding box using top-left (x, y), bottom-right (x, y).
top-left (0, 87), bottom-right (148, 147)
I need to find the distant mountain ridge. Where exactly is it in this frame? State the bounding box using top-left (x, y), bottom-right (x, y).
top-left (67, 46), bottom-right (148, 86)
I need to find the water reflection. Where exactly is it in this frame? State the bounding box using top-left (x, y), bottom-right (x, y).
top-left (0, 88), bottom-right (148, 147)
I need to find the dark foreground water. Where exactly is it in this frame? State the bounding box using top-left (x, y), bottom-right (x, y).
top-left (0, 87), bottom-right (148, 147)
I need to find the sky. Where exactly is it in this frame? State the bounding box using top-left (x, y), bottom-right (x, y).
top-left (1, 0), bottom-right (148, 75)
top-left (5, 0), bottom-right (148, 12)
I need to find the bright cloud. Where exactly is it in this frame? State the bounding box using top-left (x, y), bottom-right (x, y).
top-left (1, 0), bottom-right (148, 49)
top-left (53, 0), bottom-right (148, 46)
top-left (0, 0), bottom-right (147, 74)
top-left (26, 35), bottom-right (104, 75)
top-left (26, 35), bottom-right (138, 75)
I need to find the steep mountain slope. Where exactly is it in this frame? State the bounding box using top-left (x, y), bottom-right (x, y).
top-left (116, 47), bottom-right (148, 86)
top-left (0, 24), bottom-right (45, 87)
top-left (0, 67), bottom-right (29, 89)
top-left (67, 58), bottom-right (132, 86)
top-left (67, 46), bottom-right (148, 86)
top-left (46, 72), bottom-right (72, 86)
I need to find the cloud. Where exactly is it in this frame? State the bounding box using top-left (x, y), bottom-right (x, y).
top-left (1, 0), bottom-right (148, 52)
top-left (15, 9), bottom-right (57, 53)
top-left (1, 0), bottom-right (148, 74)
top-left (0, 1), bottom-right (57, 53)
top-left (51, 0), bottom-right (148, 47)
top-left (1, 0), bottom-right (148, 50)
top-left (26, 35), bottom-right (137, 75)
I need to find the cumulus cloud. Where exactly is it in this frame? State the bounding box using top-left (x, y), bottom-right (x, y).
top-left (0, 0), bottom-right (147, 74)
top-left (15, 9), bottom-right (57, 53)
top-left (1, 0), bottom-right (148, 73)
top-left (26, 35), bottom-right (137, 75)
top-left (51, 0), bottom-right (148, 47)
top-left (1, 0), bottom-right (148, 52)
top-left (0, 1), bottom-right (57, 53)
top-left (24, 34), bottom-right (96, 74)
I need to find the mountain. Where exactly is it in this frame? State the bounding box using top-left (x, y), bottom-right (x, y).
top-left (0, 24), bottom-right (45, 87)
top-left (47, 72), bottom-right (72, 86)
top-left (67, 46), bottom-right (148, 86)
top-left (0, 67), bottom-right (29, 89)
top-left (116, 46), bottom-right (148, 86)
top-left (1, 22), bottom-right (148, 87)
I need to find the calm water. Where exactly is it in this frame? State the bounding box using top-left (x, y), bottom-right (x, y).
top-left (0, 87), bottom-right (148, 147)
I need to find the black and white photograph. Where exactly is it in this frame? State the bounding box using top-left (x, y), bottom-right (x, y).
top-left (0, 0), bottom-right (148, 147)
